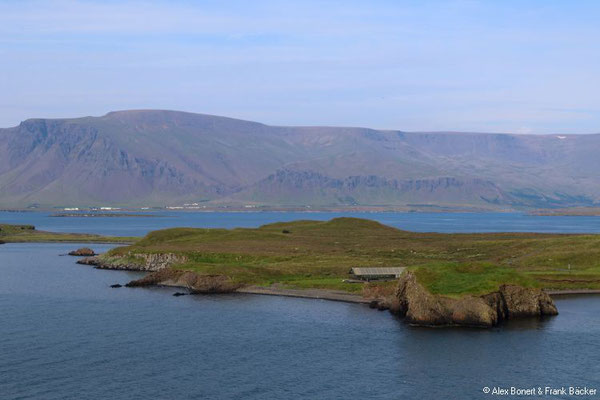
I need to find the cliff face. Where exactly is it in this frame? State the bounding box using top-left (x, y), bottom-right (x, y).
top-left (392, 271), bottom-right (558, 327)
top-left (231, 169), bottom-right (512, 207)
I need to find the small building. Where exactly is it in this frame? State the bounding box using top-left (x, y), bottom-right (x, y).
top-left (350, 267), bottom-right (405, 281)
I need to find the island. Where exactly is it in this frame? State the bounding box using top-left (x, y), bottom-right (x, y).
top-left (0, 223), bottom-right (135, 243)
top-left (7, 218), bottom-right (600, 327)
top-left (70, 217), bottom-right (600, 327)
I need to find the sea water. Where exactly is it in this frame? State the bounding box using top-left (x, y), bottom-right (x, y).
top-left (1, 212), bottom-right (600, 399)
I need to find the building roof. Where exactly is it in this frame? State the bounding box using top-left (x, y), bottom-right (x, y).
top-left (351, 267), bottom-right (405, 276)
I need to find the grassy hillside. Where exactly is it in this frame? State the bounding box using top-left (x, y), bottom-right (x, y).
top-left (0, 224), bottom-right (135, 243)
top-left (105, 217), bottom-right (600, 295)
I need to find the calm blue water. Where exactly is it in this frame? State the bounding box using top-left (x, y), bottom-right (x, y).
top-left (2, 213), bottom-right (600, 399)
top-left (2, 210), bottom-right (600, 236)
top-left (1, 243), bottom-right (599, 399)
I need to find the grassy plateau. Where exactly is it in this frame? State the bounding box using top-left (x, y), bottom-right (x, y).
top-left (103, 217), bottom-right (600, 296)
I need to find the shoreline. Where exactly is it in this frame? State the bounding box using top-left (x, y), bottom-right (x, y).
top-left (146, 280), bottom-right (600, 303)
top-left (144, 281), bottom-right (600, 304)
top-left (547, 289), bottom-right (600, 296)
top-left (50, 213), bottom-right (162, 218)
top-left (132, 280), bottom-right (371, 304)
top-left (2, 240), bottom-right (136, 245)
top-left (237, 285), bottom-right (370, 304)
top-left (1, 207), bottom-right (512, 213)
top-left (240, 287), bottom-right (600, 302)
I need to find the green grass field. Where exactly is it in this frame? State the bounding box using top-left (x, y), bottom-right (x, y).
top-left (0, 224), bottom-right (135, 244)
top-left (103, 217), bottom-right (600, 296)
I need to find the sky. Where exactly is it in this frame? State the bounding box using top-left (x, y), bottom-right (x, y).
top-left (1, 0), bottom-right (599, 133)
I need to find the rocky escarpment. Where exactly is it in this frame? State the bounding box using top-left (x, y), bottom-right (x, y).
top-left (391, 271), bottom-right (558, 327)
top-left (77, 252), bottom-right (186, 271)
top-left (77, 251), bottom-right (239, 293)
top-left (126, 268), bottom-right (241, 293)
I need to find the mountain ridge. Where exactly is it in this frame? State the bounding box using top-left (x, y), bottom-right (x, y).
top-left (12, 109), bottom-right (599, 137)
top-left (1, 110), bottom-right (598, 209)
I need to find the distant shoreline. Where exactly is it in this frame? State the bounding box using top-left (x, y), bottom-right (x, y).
top-left (547, 289), bottom-right (600, 296)
top-left (50, 213), bottom-right (162, 218)
top-left (529, 207), bottom-right (600, 217)
top-left (2, 206), bottom-right (515, 214)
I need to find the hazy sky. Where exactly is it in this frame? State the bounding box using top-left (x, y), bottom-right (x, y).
top-left (1, 0), bottom-right (599, 133)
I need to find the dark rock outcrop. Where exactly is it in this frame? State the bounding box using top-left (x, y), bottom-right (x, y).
top-left (392, 271), bottom-right (558, 328)
top-left (368, 300), bottom-right (380, 309)
top-left (125, 268), bottom-right (241, 294)
top-left (497, 284), bottom-right (558, 318)
top-left (68, 247), bottom-right (96, 256)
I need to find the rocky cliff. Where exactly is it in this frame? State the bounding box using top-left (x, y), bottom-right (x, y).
top-left (391, 271), bottom-right (558, 327)
top-left (231, 169), bottom-right (513, 207)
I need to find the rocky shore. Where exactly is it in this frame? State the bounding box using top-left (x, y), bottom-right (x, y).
top-left (388, 271), bottom-right (558, 327)
top-left (79, 251), bottom-right (559, 328)
top-left (126, 268), bottom-right (241, 293)
top-left (77, 252), bottom-right (187, 271)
